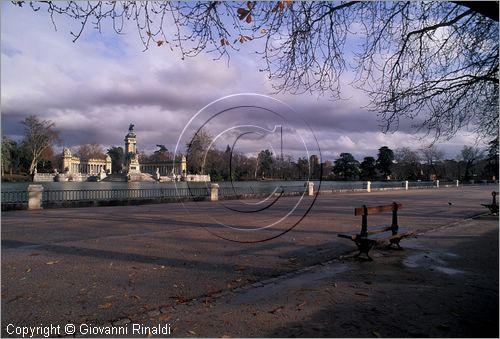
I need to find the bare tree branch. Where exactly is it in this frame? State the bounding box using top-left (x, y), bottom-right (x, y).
top-left (13, 1), bottom-right (499, 141)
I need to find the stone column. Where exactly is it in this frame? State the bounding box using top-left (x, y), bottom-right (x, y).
top-left (366, 181), bottom-right (371, 193)
top-left (456, 180), bottom-right (459, 187)
top-left (307, 181), bottom-right (314, 196)
top-left (436, 180), bottom-right (440, 188)
top-left (405, 181), bottom-right (409, 190)
top-left (27, 185), bottom-right (44, 210)
top-left (210, 183), bottom-right (219, 202)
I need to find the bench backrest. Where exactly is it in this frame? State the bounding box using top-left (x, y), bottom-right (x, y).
top-left (354, 202), bottom-right (402, 216)
top-left (355, 202), bottom-right (402, 237)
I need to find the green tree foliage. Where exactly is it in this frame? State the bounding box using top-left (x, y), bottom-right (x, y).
top-left (333, 153), bottom-right (360, 181)
top-left (295, 157), bottom-right (309, 180)
top-left (484, 137), bottom-right (499, 179)
top-left (376, 146), bottom-right (394, 180)
top-left (107, 146), bottom-right (124, 173)
top-left (359, 156), bottom-right (377, 181)
top-left (257, 149), bottom-right (274, 178)
top-left (1, 136), bottom-right (22, 175)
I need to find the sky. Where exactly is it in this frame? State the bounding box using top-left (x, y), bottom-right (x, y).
top-left (0, 3), bottom-right (483, 163)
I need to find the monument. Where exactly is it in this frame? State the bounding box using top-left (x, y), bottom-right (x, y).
top-left (59, 147), bottom-right (112, 182)
top-left (124, 123), bottom-right (141, 174)
top-left (55, 123), bottom-right (207, 182)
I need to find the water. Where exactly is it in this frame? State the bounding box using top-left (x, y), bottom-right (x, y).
top-left (1, 180), bottom-right (317, 192)
top-left (0, 180), bottom-right (408, 192)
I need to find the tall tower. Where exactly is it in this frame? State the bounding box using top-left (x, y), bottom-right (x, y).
top-left (124, 123), bottom-right (141, 173)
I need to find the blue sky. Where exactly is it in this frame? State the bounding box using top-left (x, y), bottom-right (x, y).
top-left (0, 3), bottom-right (483, 162)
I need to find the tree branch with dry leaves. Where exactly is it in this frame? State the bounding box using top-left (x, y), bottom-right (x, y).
top-left (13, 1), bottom-right (499, 141)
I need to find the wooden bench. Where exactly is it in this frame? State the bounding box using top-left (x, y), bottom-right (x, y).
top-left (338, 202), bottom-right (415, 261)
top-left (481, 191), bottom-right (499, 215)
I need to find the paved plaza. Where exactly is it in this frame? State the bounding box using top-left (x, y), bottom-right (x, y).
top-left (1, 185), bottom-right (498, 337)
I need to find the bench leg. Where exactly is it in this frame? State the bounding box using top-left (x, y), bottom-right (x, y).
top-left (354, 240), bottom-right (374, 261)
top-left (386, 238), bottom-right (403, 250)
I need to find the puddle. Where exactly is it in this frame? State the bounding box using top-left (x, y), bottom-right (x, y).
top-left (231, 263), bottom-right (349, 304)
top-left (403, 251), bottom-right (466, 275)
top-left (432, 266), bottom-right (466, 275)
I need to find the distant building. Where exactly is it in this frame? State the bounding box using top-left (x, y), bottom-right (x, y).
top-left (59, 124), bottom-right (206, 182)
top-left (62, 148), bottom-right (112, 176)
top-left (310, 154), bottom-right (320, 166)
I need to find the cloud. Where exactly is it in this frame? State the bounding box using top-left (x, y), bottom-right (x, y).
top-left (0, 3), bottom-right (483, 161)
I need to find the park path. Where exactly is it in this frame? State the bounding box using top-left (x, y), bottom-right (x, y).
top-left (1, 185), bottom-right (497, 337)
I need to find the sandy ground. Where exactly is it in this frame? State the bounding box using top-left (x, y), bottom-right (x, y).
top-left (1, 186), bottom-right (498, 337)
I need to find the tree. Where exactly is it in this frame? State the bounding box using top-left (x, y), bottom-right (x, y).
top-left (394, 147), bottom-right (422, 180)
top-left (107, 146), bottom-right (124, 173)
top-left (295, 157), bottom-right (309, 180)
top-left (75, 143), bottom-right (105, 160)
top-left (21, 115), bottom-right (59, 175)
top-left (376, 146), bottom-right (394, 180)
top-left (186, 128), bottom-right (213, 174)
top-left (257, 149), bottom-right (274, 178)
top-left (460, 145), bottom-right (483, 181)
top-left (359, 156), bottom-right (377, 181)
top-left (1, 136), bottom-right (21, 175)
top-left (420, 145), bottom-right (444, 178)
top-left (37, 146), bottom-right (55, 172)
top-left (484, 137), bottom-right (499, 180)
top-left (16, 1), bottom-right (499, 141)
top-left (333, 153), bottom-right (359, 181)
top-left (151, 144), bottom-right (173, 162)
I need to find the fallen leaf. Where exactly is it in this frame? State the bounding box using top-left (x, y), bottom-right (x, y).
top-left (372, 331), bottom-right (381, 338)
top-left (98, 302), bottom-right (113, 309)
top-left (45, 261), bottom-right (59, 265)
top-left (188, 330), bottom-right (196, 335)
top-left (157, 40), bottom-right (164, 47)
top-left (25, 268), bottom-right (32, 273)
top-left (159, 314), bottom-right (172, 322)
top-left (269, 306), bottom-right (284, 314)
top-left (355, 292), bottom-right (369, 297)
